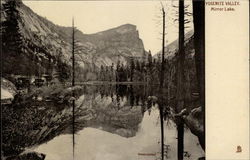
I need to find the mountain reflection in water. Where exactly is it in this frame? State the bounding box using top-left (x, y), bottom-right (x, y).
top-left (33, 84), bottom-right (204, 160)
top-left (2, 84), bottom-right (204, 159)
top-left (34, 107), bottom-right (204, 160)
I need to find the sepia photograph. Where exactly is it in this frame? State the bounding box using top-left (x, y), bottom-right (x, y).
top-left (1, 0), bottom-right (206, 160)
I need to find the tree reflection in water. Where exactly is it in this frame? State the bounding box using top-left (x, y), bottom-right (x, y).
top-left (2, 84), bottom-right (203, 159)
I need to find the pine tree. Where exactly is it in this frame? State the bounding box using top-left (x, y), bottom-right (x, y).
top-left (135, 60), bottom-right (141, 72)
top-left (105, 66), bottom-right (109, 81)
top-left (147, 50), bottom-right (153, 68)
top-left (130, 58), bottom-right (135, 82)
top-left (116, 60), bottom-right (121, 82)
top-left (2, 0), bottom-right (24, 75)
top-left (110, 63), bottom-right (115, 81)
top-left (100, 65), bottom-right (105, 81)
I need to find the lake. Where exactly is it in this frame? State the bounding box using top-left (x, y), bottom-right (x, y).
top-left (2, 84), bottom-right (204, 160)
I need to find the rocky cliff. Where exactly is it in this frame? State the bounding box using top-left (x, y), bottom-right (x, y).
top-left (154, 30), bottom-right (194, 60)
top-left (76, 94), bottom-right (143, 138)
top-left (1, 0), bottom-right (146, 78)
top-left (74, 24), bottom-right (146, 68)
top-left (2, 87), bottom-right (144, 157)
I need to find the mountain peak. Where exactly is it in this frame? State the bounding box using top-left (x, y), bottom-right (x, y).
top-left (114, 24), bottom-right (137, 34)
top-left (2, 0), bottom-right (145, 78)
top-left (94, 23), bottom-right (137, 36)
top-left (117, 23), bottom-right (136, 28)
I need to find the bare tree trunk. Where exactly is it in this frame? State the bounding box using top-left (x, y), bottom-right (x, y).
top-left (72, 19), bottom-right (75, 87)
top-left (72, 18), bottom-right (76, 158)
top-left (176, 0), bottom-right (185, 159)
top-left (159, 7), bottom-right (166, 160)
top-left (160, 8), bottom-right (165, 88)
top-left (177, 0), bottom-right (185, 104)
top-left (192, 0), bottom-right (205, 150)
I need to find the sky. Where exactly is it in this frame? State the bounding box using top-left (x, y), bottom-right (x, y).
top-left (23, 0), bottom-right (193, 55)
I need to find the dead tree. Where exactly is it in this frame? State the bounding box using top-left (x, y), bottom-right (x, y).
top-left (159, 5), bottom-right (166, 160)
top-left (71, 17), bottom-right (76, 158)
top-left (192, 0), bottom-right (205, 150)
top-left (176, 0), bottom-right (185, 159)
top-left (72, 19), bottom-right (76, 87)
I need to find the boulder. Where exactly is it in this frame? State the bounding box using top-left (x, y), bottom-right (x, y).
top-left (1, 78), bottom-right (17, 104)
top-left (177, 107), bottom-right (205, 150)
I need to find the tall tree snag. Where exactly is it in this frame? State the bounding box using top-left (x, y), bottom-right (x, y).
top-left (192, 0), bottom-right (205, 150)
top-left (176, 0), bottom-right (185, 159)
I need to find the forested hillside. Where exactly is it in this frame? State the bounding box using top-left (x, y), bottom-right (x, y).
top-left (1, 0), bottom-right (146, 82)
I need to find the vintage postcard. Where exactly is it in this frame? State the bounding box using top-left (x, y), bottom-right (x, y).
top-left (0, 0), bottom-right (249, 160)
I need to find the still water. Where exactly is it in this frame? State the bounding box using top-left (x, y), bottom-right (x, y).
top-left (2, 84), bottom-right (204, 160)
top-left (33, 85), bottom-right (204, 160)
top-left (34, 109), bottom-right (204, 160)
